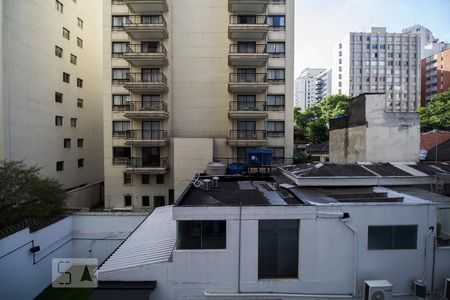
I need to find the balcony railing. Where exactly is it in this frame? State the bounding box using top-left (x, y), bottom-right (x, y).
top-left (126, 44), bottom-right (167, 55)
top-left (126, 130), bottom-right (168, 140)
top-left (127, 157), bottom-right (168, 168)
top-left (112, 157), bottom-right (129, 165)
top-left (125, 15), bottom-right (167, 27)
top-left (229, 44), bottom-right (267, 53)
top-left (229, 101), bottom-right (266, 111)
top-left (229, 15), bottom-right (267, 25)
top-left (126, 72), bottom-right (168, 84)
top-left (228, 130), bottom-right (267, 140)
top-left (229, 73), bottom-right (267, 83)
top-left (127, 101), bottom-right (168, 112)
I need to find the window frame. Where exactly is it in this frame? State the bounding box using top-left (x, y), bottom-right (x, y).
top-left (77, 37), bottom-right (83, 48)
top-left (77, 98), bottom-right (84, 108)
top-left (55, 116), bottom-right (63, 126)
top-left (63, 72), bottom-right (70, 83)
top-left (267, 15), bottom-right (286, 29)
top-left (77, 138), bottom-right (84, 148)
top-left (63, 138), bottom-right (71, 148)
top-left (78, 158), bottom-right (84, 168)
top-left (63, 27), bottom-right (70, 40)
top-left (55, 45), bottom-right (63, 58)
top-left (267, 121), bottom-right (285, 137)
top-left (70, 54), bottom-right (77, 65)
top-left (368, 225), bottom-right (418, 250)
top-left (177, 220), bottom-right (227, 250)
top-left (70, 118), bottom-right (78, 128)
top-left (77, 17), bottom-right (83, 29)
top-left (56, 0), bottom-right (63, 13)
top-left (77, 78), bottom-right (83, 88)
top-left (56, 161), bottom-right (64, 172)
top-left (55, 92), bottom-right (63, 103)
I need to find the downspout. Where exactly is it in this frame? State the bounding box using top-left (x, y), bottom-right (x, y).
top-left (238, 202), bottom-right (242, 293)
top-left (342, 220), bottom-right (358, 298)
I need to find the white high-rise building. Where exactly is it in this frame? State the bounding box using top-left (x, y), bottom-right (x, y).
top-left (332, 27), bottom-right (421, 112)
top-left (0, 0), bottom-right (104, 205)
top-left (294, 68), bottom-right (325, 109)
top-left (316, 69), bottom-right (332, 102)
top-left (103, 0), bottom-right (295, 209)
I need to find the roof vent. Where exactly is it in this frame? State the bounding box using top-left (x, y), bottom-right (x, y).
top-left (203, 179), bottom-right (212, 191)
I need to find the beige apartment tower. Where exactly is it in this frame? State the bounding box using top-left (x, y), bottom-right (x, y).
top-left (104, 0), bottom-right (294, 209)
top-left (0, 0), bottom-right (104, 206)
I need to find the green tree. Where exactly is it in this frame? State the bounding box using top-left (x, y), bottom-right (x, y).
top-left (416, 90), bottom-right (450, 130)
top-left (0, 160), bottom-right (67, 229)
top-left (305, 119), bottom-right (329, 145)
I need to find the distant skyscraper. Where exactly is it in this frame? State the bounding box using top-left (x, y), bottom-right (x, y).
top-left (295, 68), bottom-right (325, 109)
top-left (332, 27), bottom-right (421, 112)
top-left (316, 69), bottom-right (332, 102)
top-left (421, 48), bottom-right (450, 104)
top-left (402, 24), bottom-right (450, 59)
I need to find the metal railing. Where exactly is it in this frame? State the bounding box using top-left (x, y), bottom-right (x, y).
top-left (229, 73), bottom-right (267, 83)
top-left (212, 157), bottom-right (294, 166)
top-left (127, 101), bottom-right (168, 112)
top-left (269, 0), bottom-right (286, 4)
top-left (112, 157), bottom-right (129, 165)
top-left (229, 101), bottom-right (266, 111)
top-left (125, 44), bottom-right (167, 55)
top-left (229, 44), bottom-right (267, 54)
top-left (127, 157), bottom-right (168, 168)
top-left (125, 15), bottom-right (167, 27)
top-left (126, 72), bottom-right (168, 84)
top-left (228, 130), bottom-right (267, 140)
top-left (126, 130), bottom-right (168, 140)
top-left (229, 15), bottom-right (267, 25)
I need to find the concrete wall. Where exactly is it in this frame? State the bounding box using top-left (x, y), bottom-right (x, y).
top-left (65, 182), bottom-right (103, 208)
top-left (1, 0), bottom-right (104, 201)
top-left (329, 125), bottom-right (366, 163)
top-left (0, 213), bottom-right (145, 300)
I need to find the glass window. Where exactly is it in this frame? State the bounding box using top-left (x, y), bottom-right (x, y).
top-left (64, 138), bottom-right (71, 148)
top-left (267, 15), bottom-right (285, 27)
top-left (77, 139), bottom-right (84, 148)
top-left (368, 225), bottom-right (417, 250)
top-left (56, 161), bottom-right (64, 171)
top-left (267, 95), bottom-right (285, 109)
top-left (63, 72), bottom-right (70, 83)
top-left (77, 78), bottom-right (83, 88)
top-left (55, 116), bottom-right (63, 126)
top-left (142, 174), bottom-right (150, 184)
top-left (112, 68), bottom-right (130, 80)
top-left (70, 54), bottom-right (77, 65)
top-left (63, 27), bottom-right (70, 40)
top-left (267, 69), bottom-right (285, 82)
top-left (267, 42), bottom-right (285, 54)
top-left (55, 46), bottom-right (63, 58)
top-left (123, 173), bottom-right (132, 185)
top-left (112, 94), bottom-right (130, 108)
top-left (77, 98), bottom-right (83, 108)
top-left (55, 92), bottom-right (63, 103)
top-left (77, 17), bottom-right (83, 29)
top-left (258, 220), bottom-right (299, 279)
top-left (112, 42), bottom-right (129, 54)
top-left (112, 16), bottom-right (128, 27)
top-left (177, 220), bottom-right (226, 250)
top-left (142, 196), bottom-right (150, 207)
top-left (78, 159), bottom-right (84, 168)
top-left (438, 208), bottom-right (450, 247)
top-left (154, 196), bottom-right (165, 207)
top-left (77, 38), bottom-right (83, 48)
top-left (112, 121), bottom-right (130, 133)
top-left (267, 121), bottom-right (284, 136)
top-left (56, 0), bottom-right (63, 13)
top-left (71, 118), bottom-right (77, 127)
top-left (156, 174), bottom-right (164, 184)
top-left (124, 195), bottom-right (132, 206)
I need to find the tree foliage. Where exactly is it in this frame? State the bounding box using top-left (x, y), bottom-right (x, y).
top-left (294, 94), bottom-right (351, 144)
top-left (416, 90), bottom-right (450, 130)
top-left (0, 160), bottom-right (67, 229)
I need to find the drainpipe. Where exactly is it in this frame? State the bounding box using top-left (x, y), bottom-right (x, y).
top-left (237, 202), bottom-right (242, 293)
top-left (342, 220), bottom-right (358, 298)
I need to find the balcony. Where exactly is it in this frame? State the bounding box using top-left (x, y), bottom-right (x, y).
top-left (123, 0), bottom-right (168, 13)
top-left (123, 44), bottom-right (169, 66)
top-left (123, 72), bottom-right (169, 93)
top-left (123, 101), bottom-right (169, 119)
top-left (228, 15), bottom-right (268, 40)
top-left (125, 130), bottom-right (169, 146)
top-left (126, 157), bottom-right (168, 174)
top-left (228, 130), bottom-right (268, 146)
top-left (228, 73), bottom-right (268, 93)
top-left (123, 15), bottom-right (168, 40)
top-left (228, 0), bottom-right (268, 13)
top-left (229, 44), bottom-right (268, 66)
top-left (228, 101), bottom-right (267, 119)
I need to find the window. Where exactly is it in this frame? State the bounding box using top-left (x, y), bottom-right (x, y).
top-left (124, 195), bottom-right (132, 207)
top-left (77, 138), bottom-right (84, 148)
top-left (77, 98), bottom-right (83, 108)
top-left (123, 173), bottom-right (132, 185)
top-left (63, 27), bottom-right (70, 40)
top-left (64, 138), bottom-right (71, 148)
top-left (71, 118), bottom-right (77, 127)
top-left (70, 54), bottom-right (77, 65)
top-left (112, 94), bottom-right (130, 109)
top-left (267, 68), bottom-right (285, 83)
top-left (55, 46), bottom-right (63, 58)
top-left (368, 225), bottom-right (418, 250)
top-left (177, 220), bottom-right (226, 250)
top-left (77, 78), bottom-right (83, 88)
top-left (56, 0), bottom-right (63, 13)
top-left (142, 196), bottom-right (150, 207)
top-left (55, 92), bottom-right (63, 103)
top-left (267, 95), bottom-right (284, 110)
top-left (77, 38), bottom-right (83, 48)
top-left (56, 161), bottom-right (64, 171)
top-left (267, 147), bottom-right (284, 163)
top-left (438, 208), bottom-right (450, 247)
top-left (63, 72), bottom-right (70, 83)
top-left (112, 42), bottom-right (129, 54)
top-left (55, 116), bottom-right (63, 126)
top-left (154, 196), bottom-right (165, 207)
top-left (267, 121), bottom-right (284, 136)
top-left (142, 174), bottom-right (150, 184)
top-left (112, 68), bottom-right (130, 81)
top-left (258, 220), bottom-right (299, 279)
top-left (112, 121), bottom-right (130, 136)
top-left (77, 17), bottom-right (83, 29)
top-left (267, 15), bottom-right (285, 28)
top-left (112, 16), bottom-right (128, 27)
top-left (267, 42), bottom-right (285, 55)
top-left (78, 159), bottom-right (84, 168)
top-left (156, 174), bottom-right (164, 184)
top-left (113, 147), bottom-right (130, 164)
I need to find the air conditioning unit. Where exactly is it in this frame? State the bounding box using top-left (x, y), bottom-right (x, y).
top-left (364, 280), bottom-right (393, 300)
top-left (445, 278), bottom-right (450, 300)
top-left (410, 279), bottom-right (427, 298)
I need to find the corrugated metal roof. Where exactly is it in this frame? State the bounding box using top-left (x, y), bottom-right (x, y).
top-left (97, 206), bottom-right (176, 274)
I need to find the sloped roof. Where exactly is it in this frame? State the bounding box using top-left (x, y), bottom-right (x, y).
top-left (309, 141), bottom-right (329, 153)
top-left (424, 139), bottom-right (450, 161)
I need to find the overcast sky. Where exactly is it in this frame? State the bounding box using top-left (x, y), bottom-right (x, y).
top-left (294, 0), bottom-right (450, 77)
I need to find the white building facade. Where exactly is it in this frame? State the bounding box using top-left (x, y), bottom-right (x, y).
top-left (315, 68), bottom-right (332, 102)
top-left (332, 27), bottom-right (421, 112)
top-left (294, 67), bottom-right (325, 109)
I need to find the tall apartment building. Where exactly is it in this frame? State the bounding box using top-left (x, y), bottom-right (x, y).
top-left (332, 27), bottom-right (421, 112)
top-left (315, 69), bottom-right (332, 102)
top-left (0, 0), bottom-right (104, 206)
top-left (421, 48), bottom-right (450, 104)
top-left (402, 24), bottom-right (450, 59)
top-left (104, 0), bottom-right (294, 209)
top-left (294, 68), bottom-right (325, 109)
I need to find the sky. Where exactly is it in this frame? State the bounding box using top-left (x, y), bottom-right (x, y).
top-left (294, 0), bottom-right (450, 77)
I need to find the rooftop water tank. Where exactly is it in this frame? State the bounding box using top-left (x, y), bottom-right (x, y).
top-left (206, 162), bottom-right (227, 176)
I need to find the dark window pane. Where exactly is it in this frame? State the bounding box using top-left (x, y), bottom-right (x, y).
top-left (368, 226), bottom-right (393, 250)
top-left (393, 226), bottom-right (417, 249)
top-left (142, 196), bottom-right (150, 207)
top-left (202, 221), bottom-right (226, 249)
top-left (368, 225), bottom-right (417, 250)
top-left (142, 174), bottom-right (150, 184)
top-left (178, 221), bottom-right (202, 249)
